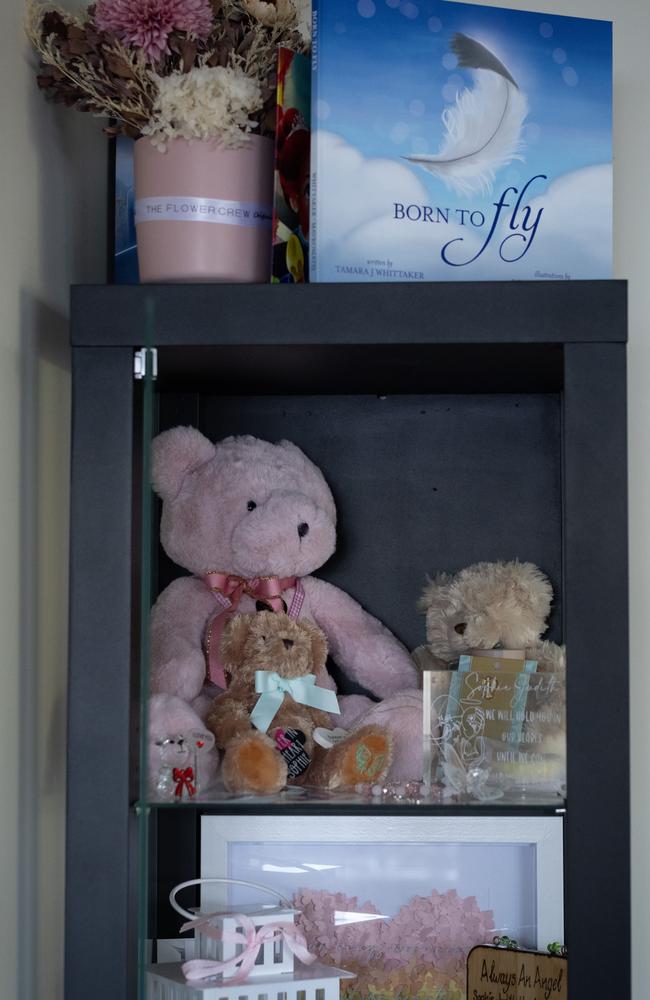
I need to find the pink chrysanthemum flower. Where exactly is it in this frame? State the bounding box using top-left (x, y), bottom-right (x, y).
top-left (94, 0), bottom-right (214, 63)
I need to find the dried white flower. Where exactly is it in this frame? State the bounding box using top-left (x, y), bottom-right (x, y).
top-left (241, 0), bottom-right (291, 27)
top-left (290, 0), bottom-right (311, 46)
top-left (144, 64), bottom-right (263, 148)
top-left (242, 0), bottom-right (310, 43)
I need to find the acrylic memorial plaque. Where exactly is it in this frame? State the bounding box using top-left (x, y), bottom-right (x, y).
top-left (423, 667), bottom-right (566, 800)
top-left (310, 0), bottom-right (612, 282)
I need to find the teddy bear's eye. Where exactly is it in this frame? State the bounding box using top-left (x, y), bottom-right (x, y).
top-left (247, 500), bottom-right (257, 511)
top-left (454, 622), bottom-right (467, 635)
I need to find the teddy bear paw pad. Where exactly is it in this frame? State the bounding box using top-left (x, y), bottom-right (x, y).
top-left (334, 728), bottom-right (392, 787)
top-left (223, 734), bottom-right (288, 794)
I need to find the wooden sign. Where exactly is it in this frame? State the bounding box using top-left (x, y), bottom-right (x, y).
top-left (467, 946), bottom-right (567, 1000)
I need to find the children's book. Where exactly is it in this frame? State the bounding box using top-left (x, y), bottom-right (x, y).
top-left (310, 0), bottom-right (612, 282)
top-left (272, 48), bottom-right (311, 282)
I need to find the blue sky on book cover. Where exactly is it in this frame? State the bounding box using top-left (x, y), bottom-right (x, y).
top-left (311, 0), bottom-right (612, 281)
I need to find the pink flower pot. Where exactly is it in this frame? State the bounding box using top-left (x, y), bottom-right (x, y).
top-left (134, 135), bottom-right (274, 283)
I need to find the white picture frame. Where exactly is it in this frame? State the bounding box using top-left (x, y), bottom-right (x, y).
top-left (200, 814), bottom-right (564, 951)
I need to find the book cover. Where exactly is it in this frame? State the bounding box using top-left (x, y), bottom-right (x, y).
top-left (272, 48), bottom-right (311, 283)
top-left (311, 0), bottom-right (612, 282)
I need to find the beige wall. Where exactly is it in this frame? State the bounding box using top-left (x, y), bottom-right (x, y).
top-left (0, 1), bottom-right (105, 997)
top-left (1, 0), bottom-right (648, 996)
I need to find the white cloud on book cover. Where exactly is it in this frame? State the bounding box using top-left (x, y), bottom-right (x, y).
top-left (522, 164), bottom-right (612, 275)
top-left (315, 131), bottom-right (611, 280)
top-left (316, 131), bottom-right (429, 246)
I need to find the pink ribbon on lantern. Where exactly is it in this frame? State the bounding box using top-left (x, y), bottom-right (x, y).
top-left (202, 572), bottom-right (305, 688)
top-left (181, 912), bottom-right (316, 984)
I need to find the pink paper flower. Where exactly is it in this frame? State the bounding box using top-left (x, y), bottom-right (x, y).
top-left (293, 885), bottom-right (494, 998)
top-left (93, 0), bottom-right (213, 63)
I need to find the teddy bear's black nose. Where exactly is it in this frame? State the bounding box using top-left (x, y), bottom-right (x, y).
top-left (283, 638), bottom-right (294, 650)
top-left (297, 522), bottom-right (309, 538)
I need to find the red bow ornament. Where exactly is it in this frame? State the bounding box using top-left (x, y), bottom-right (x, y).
top-left (173, 767), bottom-right (196, 799)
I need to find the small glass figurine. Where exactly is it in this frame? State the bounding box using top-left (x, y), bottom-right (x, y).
top-left (154, 729), bottom-right (215, 801)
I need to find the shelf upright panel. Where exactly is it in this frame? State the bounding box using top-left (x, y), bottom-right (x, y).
top-left (66, 346), bottom-right (137, 999)
top-left (563, 341), bottom-right (629, 998)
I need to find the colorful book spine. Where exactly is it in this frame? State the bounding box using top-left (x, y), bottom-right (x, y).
top-left (309, 0), bottom-right (320, 282)
top-left (272, 48), bottom-right (312, 283)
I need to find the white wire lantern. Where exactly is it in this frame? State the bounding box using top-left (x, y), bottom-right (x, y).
top-left (146, 877), bottom-right (354, 1000)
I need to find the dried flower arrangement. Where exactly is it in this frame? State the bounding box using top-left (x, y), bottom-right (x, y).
top-left (26, 0), bottom-right (310, 148)
top-left (293, 887), bottom-right (494, 1000)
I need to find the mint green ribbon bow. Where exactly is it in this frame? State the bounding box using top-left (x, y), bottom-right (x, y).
top-left (250, 671), bottom-right (340, 733)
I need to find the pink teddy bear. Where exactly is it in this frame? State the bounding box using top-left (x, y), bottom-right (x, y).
top-left (149, 428), bottom-right (422, 781)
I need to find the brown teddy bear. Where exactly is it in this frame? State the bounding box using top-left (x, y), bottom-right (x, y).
top-left (206, 611), bottom-right (392, 793)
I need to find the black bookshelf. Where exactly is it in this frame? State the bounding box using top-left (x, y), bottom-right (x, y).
top-left (66, 281), bottom-right (629, 1000)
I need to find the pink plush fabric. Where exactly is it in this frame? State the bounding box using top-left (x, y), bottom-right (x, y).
top-left (150, 576), bottom-right (217, 702)
top-left (302, 576), bottom-right (418, 698)
top-left (150, 430), bottom-right (418, 697)
top-left (344, 691), bottom-right (425, 781)
top-left (153, 431), bottom-right (337, 579)
top-left (149, 429), bottom-right (420, 776)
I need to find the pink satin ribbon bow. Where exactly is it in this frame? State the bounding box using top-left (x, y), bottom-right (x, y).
top-left (181, 912), bottom-right (315, 984)
top-left (202, 572), bottom-right (305, 688)
top-left (204, 572), bottom-right (299, 614)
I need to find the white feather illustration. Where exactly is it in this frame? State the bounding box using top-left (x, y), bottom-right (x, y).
top-left (405, 33), bottom-right (528, 197)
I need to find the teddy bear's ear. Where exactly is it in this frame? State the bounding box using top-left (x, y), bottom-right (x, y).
top-left (277, 439), bottom-right (307, 459)
top-left (510, 561), bottom-right (553, 623)
top-left (418, 573), bottom-right (453, 612)
top-left (220, 615), bottom-right (254, 671)
top-left (151, 426), bottom-right (216, 502)
top-left (301, 620), bottom-right (328, 672)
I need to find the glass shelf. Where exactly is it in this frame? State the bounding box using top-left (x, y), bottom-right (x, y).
top-left (141, 783), bottom-right (565, 813)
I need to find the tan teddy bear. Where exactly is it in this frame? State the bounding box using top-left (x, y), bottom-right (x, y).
top-left (416, 560), bottom-right (566, 768)
top-left (205, 611), bottom-right (392, 793)
top-left (416, 560), bottom-right (565, 674)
